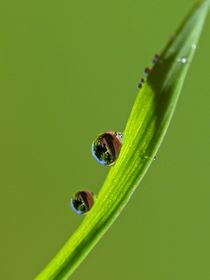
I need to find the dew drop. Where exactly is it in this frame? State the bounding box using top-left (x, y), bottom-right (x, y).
top-left (116, 132), bottom-right (124, 143)
top-left (178, 57), bottom-right (187, 64)
top-left (192, 44), bottom-right (197, 50)
top-left (152, 54), bottom-right (160, 64)
top-left (138, 78), bottom-right (145, 89)
top-left (153, 155), bottom-right (157, 161)
top-left (92, 131), bottom-right (123, 166)
top-left (144, 67), bottom-right (151, 76)
top-left (70, 190), bottom-right (95, 215)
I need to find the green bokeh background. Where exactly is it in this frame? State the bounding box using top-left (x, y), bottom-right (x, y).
top-left (0, 1), bottom-right (210, 279)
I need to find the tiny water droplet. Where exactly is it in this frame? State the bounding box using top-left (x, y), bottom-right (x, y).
top-left (178, 57), bottom-right (187, 64)
top-left (153, 155), bottom-right (157, 161)
top-left (152, 54), bottom-right (160, 64)
top-left (92, 131), bottom-right (123, 166)
top-left (116, 132), bottom-right (124, 143)
top-left (192, 44), bottom-right (197, 50)
top-left (144, 67), bottom-right (151, 76)
top-left (138, 78), bottom-right (145, 89)
top-left (70, 190), bottom-right (95, 215)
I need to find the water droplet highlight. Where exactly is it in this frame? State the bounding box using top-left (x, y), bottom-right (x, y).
top-left (178, 57), bottom-right (187, 64)
top-left (70, 190), bottom-right (95, 215)
top-left (92, 131), bottom-right (123, 166)
top-left (153, 155), bottom-right (157, 161)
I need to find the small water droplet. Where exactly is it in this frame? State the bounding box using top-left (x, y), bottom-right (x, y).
top-left (138, 78), bottom-right (145, 89)
top-left (152, 54), bottom-right (160, 64)
top-left (144, 67), bottom-right (151, 76)
top-left (178, 57), bottom-right (187, 64)
top-left (153, 155), bottom-right (157, 161)
top-left (70, 191), bottom-right (95, 215)
top-left (92, 131), bottom-right (123, 166)
top-left (116, 132), bottom-right (124, 143)
top-left (192, 44), bottom-right (197, 50)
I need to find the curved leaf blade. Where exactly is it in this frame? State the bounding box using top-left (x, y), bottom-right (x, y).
top-left (36, 1), bottom-right (210, 279)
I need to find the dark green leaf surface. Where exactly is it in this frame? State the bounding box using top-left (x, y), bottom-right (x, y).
top-left (36, 1), bottom-right (210, 279)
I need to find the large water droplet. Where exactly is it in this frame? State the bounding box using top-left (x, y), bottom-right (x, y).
top-left (70, 190), bottom-right (95, 215)
top-left (92, 131), bottom-right (123, 166)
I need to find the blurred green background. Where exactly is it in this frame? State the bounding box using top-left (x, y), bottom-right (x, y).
top-left (0, 0), bottom-right (210, 279)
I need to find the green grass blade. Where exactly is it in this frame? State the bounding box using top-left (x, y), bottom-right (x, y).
top-left (35, 1), bottom-right (210, 279)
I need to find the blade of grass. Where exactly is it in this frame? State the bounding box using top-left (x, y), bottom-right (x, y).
top-left (35, 1), bottom-right (210, 279)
